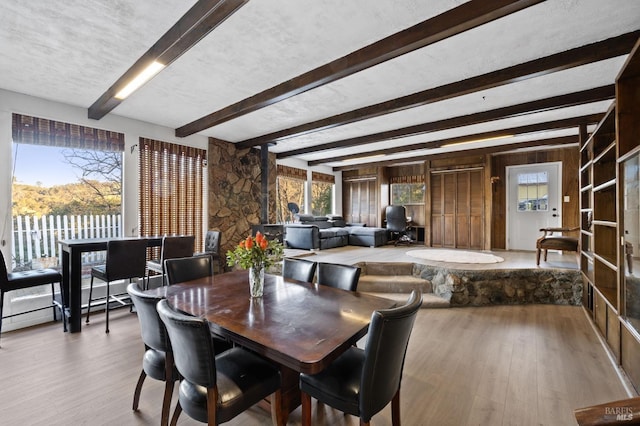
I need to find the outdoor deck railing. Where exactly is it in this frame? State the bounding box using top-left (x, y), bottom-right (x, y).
top-left (11, 214), bottom-right (122, 271)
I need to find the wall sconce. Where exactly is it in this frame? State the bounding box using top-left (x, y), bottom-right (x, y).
top-left (490, 176), bottom-right (501, 192)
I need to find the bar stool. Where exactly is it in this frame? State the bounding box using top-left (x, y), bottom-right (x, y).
top-left (0, 249), bottom-right (66, 346)
top-left (146, 236), bottom-right (195, 288)
top-left (86, 239), bottom-right (148, 333)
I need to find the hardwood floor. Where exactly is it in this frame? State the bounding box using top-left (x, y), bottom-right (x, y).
top-left (0, 304), bottom-right (632, 425)
top-left (0, 247), bottom-right (633, 425)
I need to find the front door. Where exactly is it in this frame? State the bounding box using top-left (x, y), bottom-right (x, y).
top-left (507, 162), bottom-right (562, 250)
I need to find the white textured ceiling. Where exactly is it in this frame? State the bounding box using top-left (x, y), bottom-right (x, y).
top-left (1, 0), bottom-right (640, 169)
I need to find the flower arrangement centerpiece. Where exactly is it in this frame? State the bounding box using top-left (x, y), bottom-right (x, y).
top-left (226, 231), bottom-right (284, 297)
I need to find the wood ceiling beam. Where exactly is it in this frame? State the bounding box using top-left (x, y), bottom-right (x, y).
top-left (309, 113), bottom-right (603, 166)
top-left (239, 31), bottom-right (638, 149)
top-left (277, 85), bottom-right (614, 158)
top-left (88, 0), bottom-right (248, 120)
top-left (175, 0), bottom-right (545, 137)
top-left (333, 135), bottom-right (579, 171)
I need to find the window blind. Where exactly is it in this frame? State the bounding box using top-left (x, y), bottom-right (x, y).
top-left (390, 175), bottom-right (424, 184)
top-left (277, 164), bottom-right (306, 180)
top-left (139, 138), bottom-right (206, 251)
top-left (12, 113), bottom-right (124, 151)
top-left (311, 171), bottom-right (335, 184)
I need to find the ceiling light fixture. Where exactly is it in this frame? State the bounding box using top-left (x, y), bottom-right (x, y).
top-left (114, 61), bottom-right (165, 100)
top-left (441, 134), bottom-right (513, 148)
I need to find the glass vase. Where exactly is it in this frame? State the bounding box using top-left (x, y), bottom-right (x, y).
top-left (249, 264), bottom-right (265, 297)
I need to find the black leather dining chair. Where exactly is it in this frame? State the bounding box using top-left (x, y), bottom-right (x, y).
top-left (165, 254), bottom-right (214, 285)
top-left (316, 262), bottom-right (361, 291)
top-left (86, 239), bottom-right (148, 333)
top-left (283, 257), bottom-right (317, 283)
top-left (0, 249), bottom-right (66, 345)
top-left (203, 230), bottom-right (224, 273)
top-left (126, 283), bottom-right (177, 426)
top-left (299, 290), bottom-right (423, 426)
top-left (146, 235), bottom-right (195, 288)
top-left (156, 299), bottom-right (282, 425)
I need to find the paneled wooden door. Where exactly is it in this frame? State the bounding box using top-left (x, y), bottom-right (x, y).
top-left (343, 178), bottom-right (378, 227)
top-left (430, 168), bottom-right (484, 249)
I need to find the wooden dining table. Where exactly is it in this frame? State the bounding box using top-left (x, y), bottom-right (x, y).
top-left (146, 269), bottom-right (395, 424)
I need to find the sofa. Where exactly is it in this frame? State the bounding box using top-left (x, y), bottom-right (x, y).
top-left (284, 214), bottom-right (388, 250)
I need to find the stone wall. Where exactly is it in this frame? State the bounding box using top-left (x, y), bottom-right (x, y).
top-left (207, 138), bottom-right (276, 258)
top-left (414, 264), bottom-right (583, 306)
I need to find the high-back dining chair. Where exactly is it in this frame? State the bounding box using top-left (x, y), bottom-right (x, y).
top-left (86, 238), bottom-right (148, 333)
top-left (126, 283), bottom-right (177, 426)
top-left (299, 290), bottom-right (423, 426)
top-left (0, 249), bottom-right (66, 345)
top-left (203, 230), bottom-right (224, 273)
top-left (283, 257), bottom-right (317, 283)
top-left (156, 299), bottom-right (282, 425)
top-left (146, 235), bottom-right (195, 288)
top-left (165, 254), bottom-right (214, 285)
top-left (316, 262), bottom-right (361, 291)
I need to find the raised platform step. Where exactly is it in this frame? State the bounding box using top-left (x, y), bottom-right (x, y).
top-left (367, 292), bottom-right (450, 309)
top-left (358, 275), bottom-right (432, 293)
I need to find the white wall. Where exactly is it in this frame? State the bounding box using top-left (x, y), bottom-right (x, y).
top-left (0, 89), bottom-right (209, 258)
top-left (0, 89), bottom-right (209, 331)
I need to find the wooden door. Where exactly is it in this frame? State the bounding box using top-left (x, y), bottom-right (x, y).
top-left (430, 169), bottom-right (484, 249)
top-left (343, 179), bottom-right (378, 227)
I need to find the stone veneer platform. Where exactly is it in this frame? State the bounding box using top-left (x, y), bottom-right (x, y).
top-left (414, 264), bottom-right (582, 306)
top-left (282, 250), bottom-right (582, 307)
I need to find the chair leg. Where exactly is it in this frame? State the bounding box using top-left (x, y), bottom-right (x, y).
top-left (536, 248), bottom-right (541, 265)
top-left (301, 391), bottom-right (312, 426)
top-left (86, 276), bottom-right (95, 323)
top-left (391, 388), bottom-right (401, 426)
top-left (161, 378), bottom-right (175, 426)
top-left (53, 281), bottom-right (67, 332)
top-left (132, 370), bottom-right (146, 411)
top-left (105, 280), bottom-right (110, 333)
top-left (50, 282), bottom-right (57, 322)
top-left (207, 388), bottom-right (218, 425)
top-left (170, 401), bottom-right (182, 426)
top-left (0, 290), bottom-right (4, 344)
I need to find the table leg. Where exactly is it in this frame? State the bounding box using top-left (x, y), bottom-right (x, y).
top-left (69, 249), bottom-right (83, 332)
top-left (61, 249), bottom-right (70, 327)
top-left (262, 365), bottom-right (300, 425)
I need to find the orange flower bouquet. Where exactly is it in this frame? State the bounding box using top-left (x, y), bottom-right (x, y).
top-left (226, 232), bottom-right (284, 297)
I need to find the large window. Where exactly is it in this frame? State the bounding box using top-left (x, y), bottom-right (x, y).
top-left (139, 138), bottom-right (205, 251)
top-left (10, 114), bottom-right (124, 272)
top-left (311, 171), bottom-right (334, 216)
top-left (276, 165), bottom-right (306, 223)
top-left (391, 183), bottom-right (425, 205)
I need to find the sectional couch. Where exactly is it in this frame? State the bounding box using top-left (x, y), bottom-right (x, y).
top-left (284, 214), bottom-right (388, 250)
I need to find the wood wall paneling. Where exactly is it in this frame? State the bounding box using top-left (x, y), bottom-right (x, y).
top-left (491, 147), bottom-right (580, 249)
